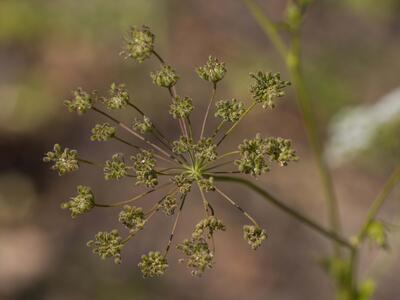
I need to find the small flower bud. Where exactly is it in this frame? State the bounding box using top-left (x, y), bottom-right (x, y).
top-left (150, 65), bottom-right (179, 88)
top-left (61, 185), bottom-right (95, 218)
top-left (122, 26), bottom-right (155, 63)
top-left (196, 56), bottom-right (226, 83)
top-left (64, 88), bottom-right (93, 114)
top-left (87, 229), bottom-right (123, 264)
top-left (103, 83), bottom-right (129, 110)
top-left (43, 144), bottom-right (79, 176)
top-left (172, 136), bottom-right (193, 154)
top-left (91, 123), bottom-right (116, 141)
top-left (243, 225), bottom-right (267, 250)
top-left (215, 99), bottom-right (245, 122)
top-left (138, 251), bottom-right (168, 278)
top-left (104, 154), bottom-right (128, 180)
top-left (194, 138), bottom-right (217, 163)
top-left (132, 116), bottom-right (153, 134)
top-left (169, 96), bottom-right (193, 119)
top-left (198, 177), bottom-right (215, 192)
top-left (366, 220), bottom-right (388, 249)
top-left (131, 150), bottom-right (158, 188)
top-left (250, 71), bottom-right (290, 109)
top-left (119, 205), bottom-right (146, 234)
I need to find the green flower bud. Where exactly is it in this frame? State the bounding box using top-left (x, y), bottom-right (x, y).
top-left (160, 194), bottom-right (178, 216)
top-left (122, 25), bottom-right (155, 63)
top-left (172, 136), bottom-right (193, 155)
top-left (243, 225), bottom-right (267, 250)
top-left (131, 150), bottom-right (158, 188)
top-left (43, 144), bottom-right (79, 176)
top-left (235, 134), bottom-right (269, 177)
top-left (169, 96), bottom-right (193, 119)
top-left (91, 123), bottom-right (116, 141)
top-left (366, 220), bottom-right (388, 249)
top-left (87, 229), bottom-right (123, 264)
top-left (103, 83), bottom-right (129, 110)
top-left (61, 185), bottom-right (95, 218)
top-left (132, 116), bottom-right (153, 134)
top-left (150, 65), bottom-right (179, 88)
top-left (138, 251), bottom-right (168, 278)
top-left (215, 98), bottom-right (245, 122)
top-left (171, 173), bottom-right (193, 194)
top-left (250, 71), bottom-right (290, 109)
top-left (196, 56), bottom-right (226, 83)
top-left (198, 177), bottom-right (215, 192)
top-left (192, 216), bottom-right (225, 239)
top-left (177, 237), bottom-right (213, 277)
top-left (104, 154), bottom-right (128, 180)
top-left (194, 138), bottom-right (217, 163)
top-left (119, 205), bottom-right (146, 234)
top-left (64, 88), bottom-right (93, 114)
top-left (265, 137), bottom-right (298, 166)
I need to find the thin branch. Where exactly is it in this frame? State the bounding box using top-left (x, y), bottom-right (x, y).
top-left (164, 194), bottom-right (187, 256)
top-left (200, 82), bottom-right (217, 139)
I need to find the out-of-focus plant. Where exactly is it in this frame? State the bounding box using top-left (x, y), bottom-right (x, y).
top-left (241, 0), bottom-right (400, 299)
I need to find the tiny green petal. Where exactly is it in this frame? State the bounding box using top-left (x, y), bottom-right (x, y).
top-left (122, 25), bottom-right (155, 63)
top-left (196, 56), bottom-right (226, 83)
top-left (131, 150), bottom-right (158, 188)
top-left (103, 83), bottom-right (129, 110)
top-left (138, 251), bottom-right (168, 278)
top-left (119, 205), bottom-right (146, 234)
top-left (91, 123), bottom-right (116, 141)
top-left (169, 96), bottom-right (193, 119)
top-left (243, 225), bottom-right (267, 250)
top-left (87, 229), bottom-right (123, 264)
top-left (132, 116), bottom-right (153, 134)
top-left (151, 65), bottom-right (179, 88)
top-left (104, 154), bottom-right (128, 180)
top-left (61, 185), bottom-right (95, 218)
top-left (64, 88), bottom-right (93, 114)
top-left (215, 99), bottom-right (245, 122)
top-left (43, 144), bottom-right (79, 176)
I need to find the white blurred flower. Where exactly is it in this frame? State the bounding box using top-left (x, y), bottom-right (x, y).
top-left (325, 87), bottom-right (400, 167)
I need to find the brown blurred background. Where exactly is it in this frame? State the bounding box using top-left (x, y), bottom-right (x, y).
top-left (0, 1), bottom-right (399, 299)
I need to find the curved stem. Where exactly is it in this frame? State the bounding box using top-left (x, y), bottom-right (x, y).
top-left (200, 82), bottom-right (217, 139)
top-left (214, 175), bottom-right (353, 250)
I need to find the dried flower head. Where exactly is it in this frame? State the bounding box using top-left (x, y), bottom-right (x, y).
top-left (138, 251), bottom-right (168, 278)
top-left (43, 144), bottom-right (79, 176)
top-left (87, 230), bottom-right (124, 264)
top-left (197, 56), bottom-right (226, 83)
top-left (250, 71), bottom-right (290, 109)
top-left (122, 26), bottom-right (155, 63)
top-left (45, 25), bottom-right (295, 279)
top-left (61, 185), bottom-right (95, 218)
top-left (91, 123), bottom-right (116, 141)
top-left (151, 65), bottom-right (179, 88)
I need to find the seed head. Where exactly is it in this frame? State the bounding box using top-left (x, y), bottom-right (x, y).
top-left (243, 225), bottom-right (267, 250)
top-left (132, 116), bottom-right (153, 134)
top-left (104, 154), bottom-right (128, 180)
top-left (215, 99), bottom-right (245, 122)
top-left (265, 137), bottom-right (298, 166)
top-left (192, 216), bottom-right (226, 239)
top-left (119, 205), bottom-right (146, 234)
top-left (103, 83), bottom-right (130, 110)
top-left (236, 134), bottom-right (269, 176)
top-left (170, 96), bottom-right (193, 119)
top-left (160, 194), bottom-right (178, 216)
top-left (131, 150), bottom-right (158, 188)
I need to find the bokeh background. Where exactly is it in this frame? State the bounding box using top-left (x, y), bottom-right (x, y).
top-left (1, 1), bottom-right (400, 299)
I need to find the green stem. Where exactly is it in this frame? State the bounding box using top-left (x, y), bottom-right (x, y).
top-left (214, 175), bottom-right (353, 249)
top-left (200, 82), bottom-right (217, 139)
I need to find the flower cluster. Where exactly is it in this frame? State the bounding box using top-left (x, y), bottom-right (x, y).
top-left (91, 123), bottom-right (116, 141)
top-left (44, 25), bottom-right (296, 278)
top-left (215, 98), bottom-right (245, 122)
top-left (43, 144), bottom-right (79, 176)
top-left (196, 56), bottom-right (226, 83)
top-left (64, 88), bottom-right (93, 114)
top-left (151, 65), bottom-right (179, 88)
top-left (61, 185), bottom-right (95, 218)
top-left (250, 71), bottom-right (291, 109)
top-left (104, 154), bottom-right (128, 180)
top-left (87, 230), bottom-right (124, 264)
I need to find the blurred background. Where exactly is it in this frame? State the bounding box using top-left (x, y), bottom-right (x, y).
top-left (0, 0), bottom-right (399, 299)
